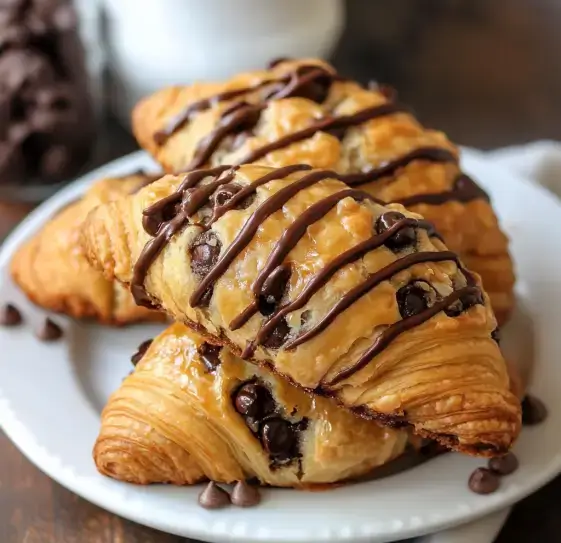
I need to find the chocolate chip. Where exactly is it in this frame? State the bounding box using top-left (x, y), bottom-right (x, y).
top-left (262, 318), bottom-right (290, 349)
top-left (396, 282), bottom-right (430, 319)
top-left (36, 318), bottom-right (63, 341)
top-left (491, 327), bottom-right (501, 344)
top-left (445, 288), bottom-right (483, 317)
top-left (234, 382), bottom-right (275, 419)
top-left (260, 418), bottom-right (296, 462)
top-left (131, 339), bottom-right (152, 366)
top-left (468, 467), bottom-right (500, 495)
top-left (190, 231), bottom-right (221, 279)
top-left (199, 342), bottom-right (221, 372)
top-left (488, 453), bottom-right (519, 476)
top-left (230, 480), bottom-right (261, 507)
top-left (522, 395), bottom-right (548, 426)
top-left (376, 211), bottom-right (416, 250)
top-left (0, 303), bottom-right (22, 326)
top-left (212, 183), bottom-right (242, 207)
top-left (197, 481), bottom-right (231, 509)
top-left (258, 264), bottom-right (291, 316)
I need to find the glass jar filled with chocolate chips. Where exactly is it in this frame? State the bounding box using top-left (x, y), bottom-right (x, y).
top-left (0, 0), bottom-right (100, 201)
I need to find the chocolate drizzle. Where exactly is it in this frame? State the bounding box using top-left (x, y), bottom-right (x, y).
top-left (132, 166), bottom-right (231, 307)
top-left (230, 188), bottom-right (384, 330)
top-left (394, 173), bottom-right (490, 207)
top-left (154, 64), bottom-right (336, 146)
top-left (189, 168), bottom-right (356, 307)
top-left (132, 164), bottom-right (482, 385)
top-left (234, 102), bottom-right (406, 166)
top-left (340, 147), bottom-right (457, 186)
top-left (328, 284), bottom-right (479, 385)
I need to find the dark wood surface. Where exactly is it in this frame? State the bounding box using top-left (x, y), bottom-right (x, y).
top-left (2, 1), bottom-right (561, 541)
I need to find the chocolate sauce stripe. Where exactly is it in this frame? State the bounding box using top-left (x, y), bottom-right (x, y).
top-left (133, 166), bottom-right (231, 306)
top-left (284, 251), bottom-right (461, 350)
top-left (393, 173), bottom-right (489, 207)
top-left (229, 188), bottom-right (382, 331)
top-left (339, 147), bottom-right (457, 186)
top-left (154, 64), bottom-right (334, 145)
top-left (188, 103), bottom-right (266, 170)
top-left (244, 219), bottom-right (436, 348)
top-left (235, 102), bottom-right (406, 166)
top-left (327, 285), bottom-right (481, 385)
top-left (210, 164), bottom-right (312, 223)
top-left (182, 169), bottom-right (238, 216)
top-left (189, 169), bottom-right (344, 307)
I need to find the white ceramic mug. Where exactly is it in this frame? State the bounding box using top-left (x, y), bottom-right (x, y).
top-left (102, 0), bottom-right (345, 126)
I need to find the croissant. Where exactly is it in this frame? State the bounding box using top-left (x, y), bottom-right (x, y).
top-left (132, 58), bottom-right (514, 324)
top-left (95, 322), bottom-right (408, 486)
top-left (82, 164), bottom-right (520, 455)
top-left (11, 172), bottom-right (162, 325)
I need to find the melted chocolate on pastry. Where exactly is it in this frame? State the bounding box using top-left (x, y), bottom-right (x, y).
top-left (133, 165), bottom-right (482, 382)
top-left (394, 173), bottom-right (490, 207)
top-left (152, 62), bottom-right (489, 208)
top-left (232, 380), bottom-right (306, 468)
top-left (153, 64), bottom-right (336, 146)
top-left (198, 342), bottom-right (222, 372)
top-left (131, 339), bottom-right (153, 366)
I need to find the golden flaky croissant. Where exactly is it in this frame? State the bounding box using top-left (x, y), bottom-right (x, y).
top-left (82, 164), bottom-right (521, 456)
top-left (132, 58), bottom-right (515, 324)
top-left (11, 172), bottom-right (162, 325)
top-left (95, 323), bottom-right (408, 487)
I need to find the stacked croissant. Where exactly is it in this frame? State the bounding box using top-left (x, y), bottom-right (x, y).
top-left (11, 59), bottom-right (521, 490)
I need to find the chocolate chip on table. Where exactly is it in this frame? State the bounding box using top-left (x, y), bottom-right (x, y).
top-left (468, 467), bottom-right (500, 495)
top-left (0, 303), bottom-right (22, 326)
top-left (396, 282), bottom-right (430, 319)
top-left (36, 317), bottom-right (63, 341)
top-left (260, 418), bottom-right (296, 462)
top-left (234, 382), bottom-right (275, 419)
top-left (376, 211), bottom-right (416, 250)
top-left (258, 264), bottom-right (291, 316)
top-left (131, 339), bottom-right (153, 366)
top-left (262, 318), bottom-right (290, 349)
top-left (190, 231), bottom-right (222, 278)
top-left (488, 453), bottom-right (519, 476)
top-left (521, 395), bottom-right (548, 426)
top-left (230, 480), bottom-right (261, 507)
top-left (199, 342), bottom-right (222, 372)
top-left (198, 481), bottom-right (231, 509)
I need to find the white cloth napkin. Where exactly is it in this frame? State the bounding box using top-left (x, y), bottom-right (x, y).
top-left (418, 141), bottom-right (560, 543)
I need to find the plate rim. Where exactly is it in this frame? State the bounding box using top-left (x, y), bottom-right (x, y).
top-left (1, 148), bottom-right (560, 543)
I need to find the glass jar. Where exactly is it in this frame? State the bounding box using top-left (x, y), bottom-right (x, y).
top-left (0, 0), bottom-right (101, 202)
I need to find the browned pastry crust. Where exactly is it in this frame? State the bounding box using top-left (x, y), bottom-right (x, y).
top-left (11, 173), bottom-right (162, 325)
top-left (132, 58), bottom-right (515, 324)
top-left (81, 164), bottom-right (521, 455)
top-left (95, 323), bottom-right (407, 487)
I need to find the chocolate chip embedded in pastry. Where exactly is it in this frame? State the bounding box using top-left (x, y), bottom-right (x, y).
top-left (81, 164), bottom-right (521, 456)
top-left (132, 58), bottom-right (514, 324)
top-left (94, 323), bottom-right (407, 487)
top-left (11, 172), bottom-right (162, 325)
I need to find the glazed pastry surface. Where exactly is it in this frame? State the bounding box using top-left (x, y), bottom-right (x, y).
top-left (11, 172), bottom-right (161, 324)
top-left (82, 164), bottom-right (521, 455)
top-left (95, 323), bottom-right (407, 487)
top-left (132, 58), bottom-right (514, 323)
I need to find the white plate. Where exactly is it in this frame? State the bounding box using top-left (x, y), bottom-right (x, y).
top-left (0, 150), bottom-right (559, 543)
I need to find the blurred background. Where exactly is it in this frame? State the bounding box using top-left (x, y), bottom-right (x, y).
top-left (1, 1), bottom-right (560, 541)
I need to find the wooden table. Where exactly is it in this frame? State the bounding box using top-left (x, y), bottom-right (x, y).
top-left (2, 1), bottom-right (561, 541)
